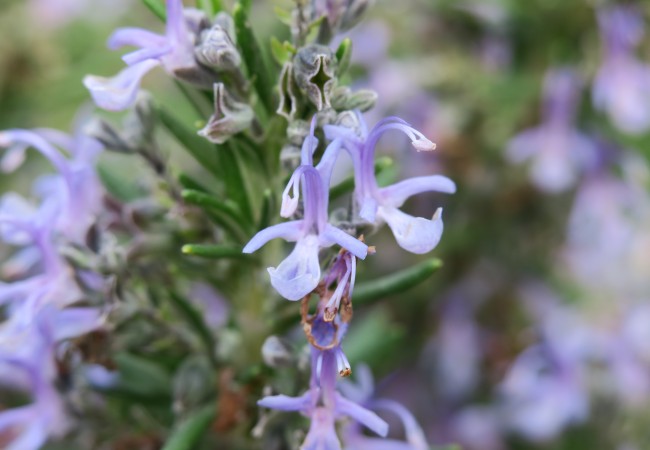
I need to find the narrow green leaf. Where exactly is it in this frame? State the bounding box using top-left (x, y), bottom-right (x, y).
top-left (97, 163), bottom-right (142, 201)
top-left (182, 243), bottom-right (250, 260)
top-left (162, 404), bottom-right (217, 450)
top-left (273, 6), bottom-right (293, 25)
top-left (353, 258), bottom-right (443, 305)
top-left (169, 292), bottom-right (218, 366)
top-left (181, 189), bottom-right (247, 240)
top-left (141, 0), bottom-right (166, 21)
top-left (257, 189), bottom-right (273, 230)
top-left (233, 3), bottom-right (276, 113)
top-left (114, 353), bottom-right (172, 398)
top-left (178, 173), bottom-right (210, 193)
top-left (219, 141), bottom-right (254, 223)
top-left (158, 107), bottom-right (221, 177)
top-left (270, 36), bottom-right (290, 66)
top-left (330, 157), bottom-right (393, 201)
top-left (335, 37), bottom-right (353, 77)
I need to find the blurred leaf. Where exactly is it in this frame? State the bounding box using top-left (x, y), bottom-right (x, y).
top-left (141, 0), bottom-right (166, 21)
top-left (97, 163), bottom-right (142, 201)
top-left (343, 308), bottom-right (405, 367)
top-left (234, 2), bottom-right (276, 114)
top-left (270, 37), bottom-right (291, 66)
top-left (169, 292), bottom-right (217, 365)
top-left (274, 6), bottom-right (293, 26)
top-left (198, 0), bottom-right (222, 16)
top-left (335, 38), bottom-right (353, 77)
top-left (178, 173), bottom-right (210, 193)
top-left (181, 189), bottom-right (250, 240)
top-left (161, 404), bottom-right (217, 450)
top-left (354, 258), bottom-right (443, 306)
top-left (158, 107), bottom-right (221, 177)
top-left (113, 352), bottom-right (172, 398)
top-left (257, 188), bottom-right (274, 230)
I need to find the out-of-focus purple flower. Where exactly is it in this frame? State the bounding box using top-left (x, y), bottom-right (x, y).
top-left (0, 128), bottom-right (103, 243)
top-left (506, 68), bottom-right (597, 193)
top-left (0, 307), bottom-right (102, 450)
top-left (564, 167), bottom-right (650, 299)
top-left (188, 282), bottom-right (229, 329)
top-left (499, 288), bottom-right (595, 442)
top-left (325, 114), bottom-right (456, 254)
top-left (432, 308), bottom-right (481, 401)
top-left (500, 343), bottom-right (589, 441)
top-left (259, 350), bottom-right (388, 450)
top-left (84, 0), bottom-right (212, 111)
top-left (243, 125), bottom-right (368, 301)
top-left (593, 5), bottom-right (650, 134)
top-left (451, 407), bottom-right (504, 450)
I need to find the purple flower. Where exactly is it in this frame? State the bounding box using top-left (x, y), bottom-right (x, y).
top-left (339, 364), bottom-right (430, 450)
top-left (325, 114), bottom-right (456, 254)
top-left (243, 125), bottom-right (368, 301)
top-left (499, 291), bottom-right (594, 442)
top-left (259, 349), bottom-right (388, 450)
top-left (593, 6), bottom-right (650, 134)
top-left (83, 0), bottom-right (212, 111)
top-left (506, 68), bottom-right (597, 193)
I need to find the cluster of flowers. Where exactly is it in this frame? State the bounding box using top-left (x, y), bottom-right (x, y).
top-left (84, 1), bottom-right (455, 446)
top-left (418, 4), bottom-right (650, 447)
top-left (0, 127), bottom-right (106, 449)
top-left (243, 110), bottom-right (455, 447)
top-left (507, 4), bottom-right (650, 194)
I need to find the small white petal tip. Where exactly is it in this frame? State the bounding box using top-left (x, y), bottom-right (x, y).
top-left (412, 138), bottom-right (436, 152)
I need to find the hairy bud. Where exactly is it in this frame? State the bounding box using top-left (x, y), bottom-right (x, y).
top-left (293, 45), bottom-right (338, 111)
top-left (195, 13), bottom-right (241, 72)
top-left (330, 86), bottom-right (377, 112)
top-left (198, 83), bottom-right (254, 144)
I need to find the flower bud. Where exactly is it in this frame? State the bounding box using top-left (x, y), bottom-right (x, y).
top-left (293, 45), bottom-right (338, 111)
top-left (277, 63), bottom-right (300, 120)
top-left (330, 86), bottom-right (377, 112)
top-left (195, 13), bottom-right (241, 72)
top-left (312, 0), bottom-right (372, 33)
top-left (85, 118), bottom-right (132, 153)
top-left (261, 336), bottom-right (294, 368)
top-left (198, 83), bottom-right (254, 144)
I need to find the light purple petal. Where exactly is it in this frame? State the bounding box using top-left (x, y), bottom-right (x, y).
top-left (302, 407), bottom-right (342, 450)
top-left (257, 392), bottom-right (311, 412)
top-left (359, 197), bottom-right (378, 223)
top-left (505, 128), bottom-right (543, 164)
top-left (83, 59), bottom-right (160, 111)
top-left (107, 27), bottom-right (167, 50)
top-left (50, 308), bottom-right (103, 341)
top-left (345, 436), bottom-right (415, 450)
top-left (379, 206), bottom-right (444, 254)
top-left (122, 46), bottom-right (171, 66)
top-left (321, 225), bottom-right (368, 259)
top-left (371, 399), bottom-right (429, 450)
top-left (242, 220), bottom-right (303, 254)
top-left (268, 235), bottom-right (321, 301)
top-left (378, 175), bottom-right (456, 208)
top-left (335, 394), bottom-right (388, 437)
top-left (6, 420), bottom-right (48, 450)
top-left (0, 144), bottom-right (28, 172)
